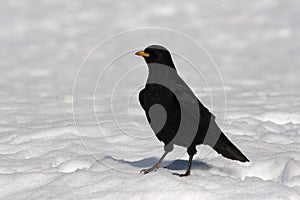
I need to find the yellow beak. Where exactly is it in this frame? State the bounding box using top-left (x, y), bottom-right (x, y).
top-left (135, 50), bottom-right (150, 57)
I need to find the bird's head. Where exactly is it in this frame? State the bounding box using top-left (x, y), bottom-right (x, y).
top-left (135, 45), bottom-right (176, 69)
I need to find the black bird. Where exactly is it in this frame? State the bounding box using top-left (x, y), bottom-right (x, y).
top-left (135, 45), bottom-right (249, 176)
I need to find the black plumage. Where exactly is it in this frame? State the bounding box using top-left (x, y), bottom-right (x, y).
top-left (136, 45), bottom-right (249, 176)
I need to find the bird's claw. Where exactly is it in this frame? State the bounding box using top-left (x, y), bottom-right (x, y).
top-left (140, 163), bottom-right (160, 174)
top-left (172, 172), bottom-right (190, 177)
top-left (140, 168), bottom-right (156, 174)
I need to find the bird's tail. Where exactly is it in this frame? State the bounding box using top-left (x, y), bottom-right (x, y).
top-left (212, 132), bottom-right (249, 162)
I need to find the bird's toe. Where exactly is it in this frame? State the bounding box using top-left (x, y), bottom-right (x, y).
top-left (140, 168), bottom-right (154, 174)
top-left (172, 172), bottom-right (190, 177)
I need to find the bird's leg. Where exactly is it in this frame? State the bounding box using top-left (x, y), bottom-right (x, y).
top-left (173, 155), bottom-right (194, 177)
top-left (173, 146), bottom-right (196, 177)
top-left (140, 150), bottom-right (169, 174)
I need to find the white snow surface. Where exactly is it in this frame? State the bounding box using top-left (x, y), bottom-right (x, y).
top-left (1, 0), bottom-right (300, 199)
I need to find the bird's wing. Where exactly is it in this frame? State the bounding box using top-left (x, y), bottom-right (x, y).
top-left (138, 88), bottom-right (146, 111)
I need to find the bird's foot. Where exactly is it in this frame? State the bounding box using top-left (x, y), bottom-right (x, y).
top-left (140, 168), bottom-right (155, 174)
top-left (140, 163), bottom-right (160, 174)
top-left (173, 171), bottom-right (190, 177)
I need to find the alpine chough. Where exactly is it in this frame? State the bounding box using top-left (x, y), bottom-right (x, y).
top-left (135, 45), bottom-right (249, 176)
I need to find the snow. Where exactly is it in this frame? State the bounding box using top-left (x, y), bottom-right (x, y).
top-left (1, 0), bottom-right (300, 199)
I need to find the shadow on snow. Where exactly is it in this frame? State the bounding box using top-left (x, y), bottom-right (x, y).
top-left (103, 155), bottom-right (212, 171)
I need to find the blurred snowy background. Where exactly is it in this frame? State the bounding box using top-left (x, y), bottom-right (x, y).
top-left (0, 0), bottom-right (300, 199)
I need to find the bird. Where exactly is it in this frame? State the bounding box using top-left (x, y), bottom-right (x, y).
top-left (135, 45), bottom-right (249, 176)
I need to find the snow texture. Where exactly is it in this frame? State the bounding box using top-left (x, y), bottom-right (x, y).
top-left (0, 0), bottom-right (300, 199)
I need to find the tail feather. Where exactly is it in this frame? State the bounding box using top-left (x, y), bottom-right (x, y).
top-left (213, 132), bottom-right (249, 162)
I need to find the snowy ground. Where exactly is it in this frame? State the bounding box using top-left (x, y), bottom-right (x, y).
top-left (1, 0), bottom-right (300, 199)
